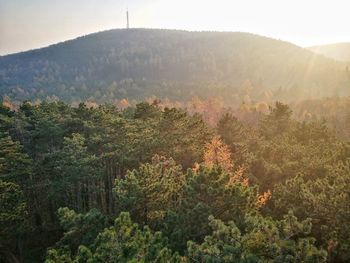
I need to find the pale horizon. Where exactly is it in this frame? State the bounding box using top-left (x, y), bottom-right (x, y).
top-left (1, 0), bottom-right (350, 55)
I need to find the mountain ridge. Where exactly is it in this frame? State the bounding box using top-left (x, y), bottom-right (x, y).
top-left (1, 28), bottom-right (349, 104)
top-left (0, 29), bottom-right (305, 58)
top-left (308, 42), bottom-right (350, 62)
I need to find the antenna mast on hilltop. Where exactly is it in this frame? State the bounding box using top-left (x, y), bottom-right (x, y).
top-left (126, 9), bottom-right (130, 29)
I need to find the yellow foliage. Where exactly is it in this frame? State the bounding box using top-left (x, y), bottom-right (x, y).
top-left (117, 98), bottom-right (130, 109)
top-left (256, 102), bottom-right (269, 114)
top-left (203, 136), bottom-right (233, 171)
top-left (257, 190), bottom-right (272, 207)
top-left (227, 165), bottom-right (249, 187)
top-left (192, 162), bottom-right (200, 172)
top-left (2, 95), bottom-right (15, 111)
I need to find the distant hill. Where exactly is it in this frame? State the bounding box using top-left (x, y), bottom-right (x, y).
top-left (0, 29), bottom-right (349, 104)
top-left (309, 43), bottom-right (350, 62)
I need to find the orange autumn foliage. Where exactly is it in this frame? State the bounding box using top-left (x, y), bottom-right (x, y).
top-left (203, 136), bottom-right (233, 171)
top-left (117, 98), bottom-right (130, 109)
top-left (257, 190), bottom-right (272, 207)
top-left (2, 95), bottom-right (15, 111)
top-left (227, 165), bottom-right (249, 187)
top-left (226, 164), bottom-right (271, 207)
top-left (192, 162), bottom-right (200, 173)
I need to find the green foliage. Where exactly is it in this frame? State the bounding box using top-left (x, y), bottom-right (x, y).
top-left (273, 161), bottom-right (350, 262)
top-left (156, 108), bottom-right (212, 168)
top-left (114, 155), bottom-right (185, 227)
top-left (291, 97), bottom-right (350, 140)
top-left (55, 207), bottom-right (109, 251)
top-left (0, 132), bottom-right (32, 183)
top-left (45, 247), bottom-right (74, 263)
top-left (259, 102), bottom-right (293, 139)
top-left (43, 133), bottom-right (102, 212)
top-left (162, 166), bottom-right (259, 251)
top-left (0, 180), bottom-right (27, 239)
top-left (0, 100), bottom-right (348, 262)
top-left (116, 155), bottom-right (260, 252)
top-left (46, 212), bottom-right (181, 263)
top-left (0, 101), bottom-right (14, 132)
top-left (187, 212), bottom-right (327, 263)
top-left (217, 113), bottom-right (252, 166)
top-left (249, 103), bottom-right (348, 189)
top-left (134, 102), bottom-right (162, 120)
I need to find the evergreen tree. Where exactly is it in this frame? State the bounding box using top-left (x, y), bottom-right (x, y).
top-left (187, 212), bottom-right (327, 263)
top-left (217, 113), bottom-right (249, 166)
top-left (46, 212), bottom-right (181, 263)
top-left (0, 132), bottom-right (32, 184)
top-left (114, 155), bottom-right (185, 227)
top-left (259, 102), bottom-right (293, 139)
top-left (273, 161), bottom-right (350, 262)
top-left (0, 180), bottom-right (28, 262)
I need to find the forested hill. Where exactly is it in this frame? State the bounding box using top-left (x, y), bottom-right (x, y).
top-left (1, 28), bottom-right (349, 104)
top-left (309, 43), bottom-right (350, 62)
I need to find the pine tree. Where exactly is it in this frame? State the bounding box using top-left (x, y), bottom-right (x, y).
top-left (187, 211), bottom-right (327, 262)
top-left (114, 155), bottom-right (185, 227)
top-left (46, 212), bottom-right (181, 263)
top-left (0, 132), bottom-right (32, 184)
top-left (203, 136), bottom-right (233, 171)
top-left (0, 180), bottom-right (28, 262)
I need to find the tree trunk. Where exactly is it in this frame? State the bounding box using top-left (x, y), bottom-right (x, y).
top-left (0, 242), bottom-right (19, 263)
top-left (16, 236), bottom-right (23, 263)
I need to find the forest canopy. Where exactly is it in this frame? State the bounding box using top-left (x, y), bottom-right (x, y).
top-left (0, 99), bottom-right (349, 262)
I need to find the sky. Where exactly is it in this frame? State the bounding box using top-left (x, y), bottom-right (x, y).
top-left (0, 0), bottom-right (349, 55)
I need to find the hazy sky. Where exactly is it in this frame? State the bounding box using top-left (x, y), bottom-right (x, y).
top-left (1, 0), bottom-right (349, 55)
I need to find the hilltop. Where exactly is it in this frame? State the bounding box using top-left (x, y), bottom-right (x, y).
top-left (0, 29), bottom-right (349, 104)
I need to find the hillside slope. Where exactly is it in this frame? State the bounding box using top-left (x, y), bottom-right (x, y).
top-left (309, 43), bottom-right (350, 62)
top-left (0, 29), bottom-right (349, 104)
